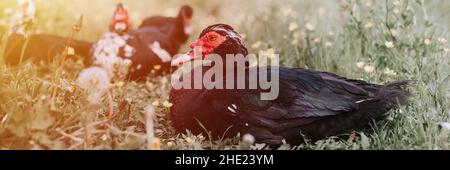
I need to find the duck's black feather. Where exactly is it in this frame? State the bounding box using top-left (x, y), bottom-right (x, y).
top-left (170, 66), bottom-right (410, 146)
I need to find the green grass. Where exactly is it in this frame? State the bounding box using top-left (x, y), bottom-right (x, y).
top-left (0, 0), bottom-right (449, 150)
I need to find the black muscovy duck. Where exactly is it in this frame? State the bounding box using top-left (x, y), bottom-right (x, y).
top-left (91, 3), bottom-right (194, 80)
top-left (4, 33), bottom-right (92, 66)
top-left (139, 5), bottom-right (193, 47)
top-left (3, 0), bottom-right (92, 65)
top-left (169, 24), bottom-right (410, 147)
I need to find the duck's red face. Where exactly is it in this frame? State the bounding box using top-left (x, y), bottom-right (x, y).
top-left (172, 31), bottom-right (227, 66)
top-left (110, 4), bottom-right (131, 33)
top-left (188, 31), bottom-right (227, 58)
top-left (172, 24), bottom-right (247, 66)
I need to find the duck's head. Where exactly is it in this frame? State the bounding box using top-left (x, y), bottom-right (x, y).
top-left (179, 5), bottom-right (194, 35)
top-left (109, 3), bottom-right (131, 34)
top-left (172, 24), bottom-right (248, 66)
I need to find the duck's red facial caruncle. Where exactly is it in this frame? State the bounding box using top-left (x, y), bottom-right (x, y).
top-left (110, 4), bottom-right (131, 33)
top-left (188, 31), bottom-right (227, 58)
top-left (172, 31), bottom-right (226, 66)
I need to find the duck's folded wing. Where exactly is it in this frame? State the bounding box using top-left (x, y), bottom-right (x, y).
top-left (206, 68), bottom-right (374, 133)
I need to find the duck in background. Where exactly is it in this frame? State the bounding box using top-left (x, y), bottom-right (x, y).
top-left (169, 24), bottom-right (410, 147)
top-left (139, 5), bottom-right (194, 55)
top-left (4, 33), bottom-right (92, 66)
top-left (4, 3), bottom-right (195, 81)
top-left (90, 3), bottom-right (135, 81)
top-left (127, 5), bottom-right (194, 80)
top-left (3, 0), bottom-right (92, 66)
top-left (91, 3), bottom-right (195, 81)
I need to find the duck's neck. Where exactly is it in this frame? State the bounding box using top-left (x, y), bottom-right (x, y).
top-left (168, 14), bottom-right (190, 46)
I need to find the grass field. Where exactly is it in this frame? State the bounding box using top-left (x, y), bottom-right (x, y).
top-left (0, 0), bottom-right (449, 150)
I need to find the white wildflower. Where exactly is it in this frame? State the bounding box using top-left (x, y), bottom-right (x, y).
top-left (288, 22), bottom-right (299, 31)
top-left (242, 134), bottom-right (255, 145)
top-left (364, 22), bottom-right (374, 29)
top-left (364, 65), bottom-right (375, 73)
top-left (167, 141), bottom-right (175, 147)
top-left (385, 41), bottom-right (395, 48)
top-left (77, 67), bottom-right (110, 104)
top-left (162, 101), bottom-right (173, 108)
top-left (390, 29), bottom-right (398, 37)
top-left (251, 41), bottom-right (262, 49)
top-left (327, 31), bottom-right (335, 36)
top-left (356, 62), bottom-right (365, 69)
top-left (305, 22), bottom-right (315, 32)
top-left (240, 33), bottom-right (247, 40)
top-left (313, 38), bottom-right (320, 44)
top-left (424, 38), bottom-right (431, 45)
top-left (292, 31), bottom-right (302, 39)
top-left (393, 8), bottom-right (400, 14)
top-left (185, 137), bottom-right (194, 144)
top-left (384, 68), bottom-right (397, 76)
top-left (152, 100), bottom-right (160, 107)
top-left (100, 134), bottom-right (108, 141)
top-left (438, 37), bottom-right (447, 44)
top-left (281, 7), bottom-right (295, 17)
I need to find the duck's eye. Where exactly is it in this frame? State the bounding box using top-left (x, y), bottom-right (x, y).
top-left (209, 35), bottom-right (217, 41)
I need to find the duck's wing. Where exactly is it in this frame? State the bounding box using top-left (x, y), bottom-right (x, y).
top-left (205, 67), bottom-right (379, 143)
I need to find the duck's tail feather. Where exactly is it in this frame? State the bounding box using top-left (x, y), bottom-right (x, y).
top-left (358, 80), bottom-right (411, 121)
top-left (292, 80), bottom-right (411, 143)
